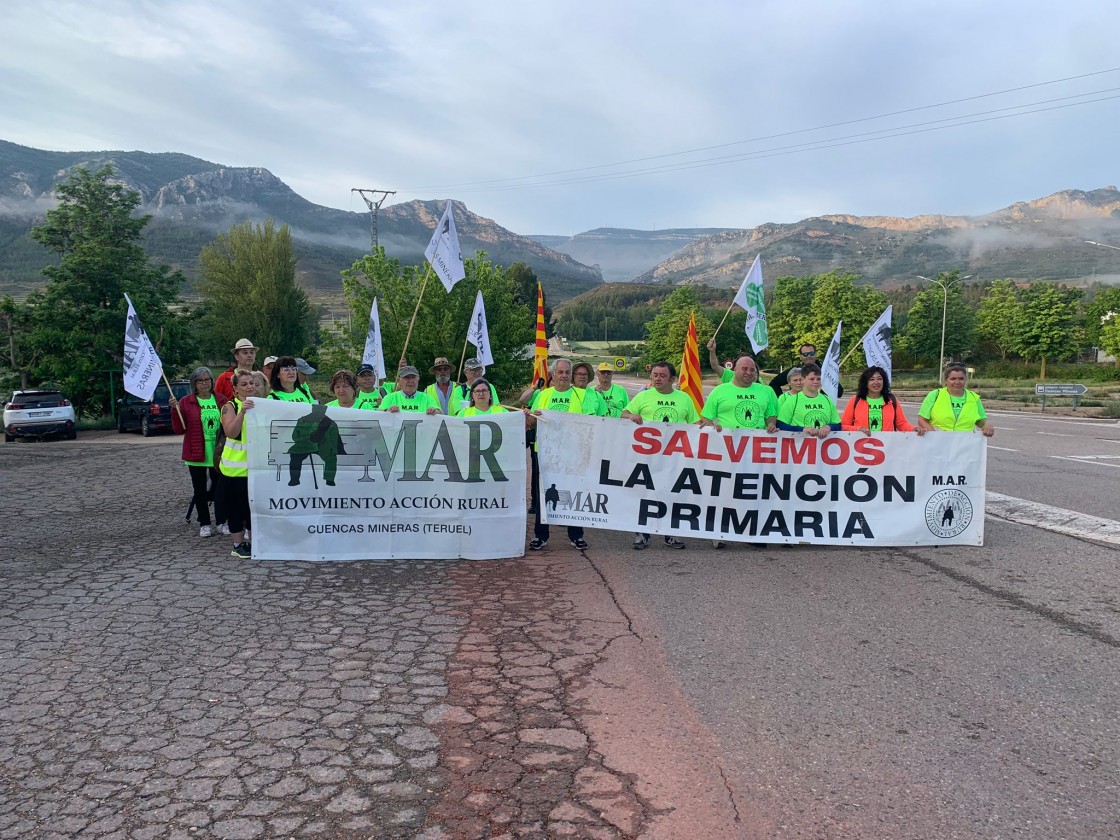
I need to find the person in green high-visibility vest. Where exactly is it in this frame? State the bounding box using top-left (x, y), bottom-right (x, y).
top-left (918, 363), bottom-right (995, 436)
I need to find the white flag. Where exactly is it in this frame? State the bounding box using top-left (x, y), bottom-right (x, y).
top-left (362, 297), bottom-right (387, 380)
top-left (424, 201), bottom-right (466, 292)
top-left (732, 254), bottom-right (768, 353)
top-left (821, 321), bottom-right (843, 401)
top-left (466, 290), bottom-right (494, 366)
top-left (122, 294), bottom-right (163, 401)
top-left (861, 305), bottom-right (893, 382)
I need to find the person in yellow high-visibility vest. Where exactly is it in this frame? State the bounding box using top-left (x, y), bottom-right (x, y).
top-left (917, 363), bottom-right (995, 436)
top-left (218, 370), bottom-right (257, 559)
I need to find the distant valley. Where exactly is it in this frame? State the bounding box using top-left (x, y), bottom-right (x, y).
top-left (2, 139), bottom-right (1119, 308)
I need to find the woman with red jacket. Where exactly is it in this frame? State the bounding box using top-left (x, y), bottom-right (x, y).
top-left (841, 366), bottom-right (923, 435)
top-left (170, 367), bottom-right (229, 537)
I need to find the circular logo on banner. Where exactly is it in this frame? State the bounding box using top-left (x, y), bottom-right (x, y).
top-left (614, 357), bottom-right (627, 370)
top-left (924, 489), bottom-right (974, 538)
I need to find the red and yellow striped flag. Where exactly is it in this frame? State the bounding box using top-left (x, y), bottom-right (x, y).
top-left (532, 281), bottom-right (549, 385)
top-left (679, 311), bottom-right (704, 413)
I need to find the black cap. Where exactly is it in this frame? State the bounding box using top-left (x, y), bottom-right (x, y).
top-left (356, 363), bottom-right (375, 375)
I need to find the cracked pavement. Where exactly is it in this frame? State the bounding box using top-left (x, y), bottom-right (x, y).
top-left (0, 435), bottom-right (738, 839)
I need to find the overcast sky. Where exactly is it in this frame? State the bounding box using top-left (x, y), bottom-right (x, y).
top-left (2, 1), bottom-right (1117, 235)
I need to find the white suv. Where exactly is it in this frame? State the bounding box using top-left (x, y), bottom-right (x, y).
top-left (3, 389), bottom-right (78, 442)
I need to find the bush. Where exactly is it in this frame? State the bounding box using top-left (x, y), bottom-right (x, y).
top-left (1101, 400), bottom-right (1120, 419)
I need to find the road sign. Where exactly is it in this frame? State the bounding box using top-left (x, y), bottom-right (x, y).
top-left (614, 357), bottom-right (627, 370)
top-left (1035, 383), bottom-right (1088, 396)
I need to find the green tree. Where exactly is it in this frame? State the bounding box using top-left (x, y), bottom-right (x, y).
top-left (1083, 285), bottom-right (1120, 354)
top-left (24, 165), bottom-right (187, 416)
top-left (975, 279), bottom-right (1023, 360)
top-left (196, 220), bottom-right (316, 361)
top-left (1010, 283), bottom-right (1083, 378)
top-left (642, 286), bottom-right (715, 367)
top-left (1098, 311), bottom-right (1120, 364)
top-left (337, 247), bottom-right (534, 394)
top-left (767, 276), bottom-right (816, 365)
top-left (896, 273), bottom-right (975, 366)
top-left (766, 271), bottom-right (887, 369)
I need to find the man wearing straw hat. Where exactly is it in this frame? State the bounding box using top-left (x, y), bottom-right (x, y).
top-left (215, 338), bottom-right (257, 401)
top-left (424, 357), bottom-right (457, 415)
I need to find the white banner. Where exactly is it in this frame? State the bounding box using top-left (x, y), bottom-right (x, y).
top-left (466, 290), bottom-right (494, 366)
top-left (821, 320), bottom-right (842, 401)
top-left (246, 401), bottom-right (526, 560)
top-left (362, 296), bottom-right (387, 380)
top-left (862, 305), bottom-right (893, 381)
top-left (538, 415), bottom-right (986, 546)
top-left (122, 293), bottom-right (163, 400)
top-left (424, 201), bottom-right (466, 292)
top-left (733, 254), bottom-right (768, 353)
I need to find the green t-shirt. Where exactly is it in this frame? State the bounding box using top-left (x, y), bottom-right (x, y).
top-left (624, 388), bottom-right (700, 424)
top-left (594, 383), bottom-right (630, 418)
top-left (269, 385), bottom-right (315, 404)
top-left (580, 387), bottom-right (608, 416)
top-left (701, 381), bottom-right (778, 429)
top-left (461, 405), bottom-right (508, 417)
top-left (451, 383), bottom-right (500, 416)
top-left (865, 397), bottom-right (885, 432)
top-left (326, 399), bottom-right (359, 409)
top-left (379, 390), bottom-right (439, 413)
top-left (530, 387), bottom-right (597, 415)
top-left (184, 395), bottom-right (221, 467)
top-left (778, 391), bottom-right (840, 429)
top-left (720, 367), bottom-right (734, 384)
top-left (354, 390), bottom-right (382, 410)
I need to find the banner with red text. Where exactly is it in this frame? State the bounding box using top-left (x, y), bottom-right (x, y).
top-left (538, 415), bottom-right (985, 546)
top-left (246, 401), bottom-right (526, 560)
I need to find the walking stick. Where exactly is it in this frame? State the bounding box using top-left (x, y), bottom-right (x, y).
top-left (710, 299), bottom-right (738, 341)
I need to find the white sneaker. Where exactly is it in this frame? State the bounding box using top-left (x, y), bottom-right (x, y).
top-left (244, 528), bottom-right (252, 542)
top-left (199, 525), bottom-right (213, 538)
top-left (217, 523), bottom-right (230, 536)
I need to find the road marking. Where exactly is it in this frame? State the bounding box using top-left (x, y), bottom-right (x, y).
top-left (986, 412), bottom-right (1118, 428)
top-left (1056, 454), bottom-right (1120, 460)
top-left (986, 492), bottom-right (1120, 546)
top-left (1049, 455), bottom-right (1120, 469)
top-left (987, 445), bottom-right (1019, 452)
top-left (1037, 431), bottom-right (1077, 437)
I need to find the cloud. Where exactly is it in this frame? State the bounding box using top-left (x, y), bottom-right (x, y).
top-left (1, 0), bottom-right (1117, 235)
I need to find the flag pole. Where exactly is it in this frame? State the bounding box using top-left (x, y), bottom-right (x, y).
top-left (711, 299), bottom-right (737, 341)
top-left (162, 371), bottom-right (185, 425)
top-left (400, 263), bottom-right (434, 364)
top-left (837, 321), bottom-right (878, 370)
top-left (456, 331), bottom-right (470, 383)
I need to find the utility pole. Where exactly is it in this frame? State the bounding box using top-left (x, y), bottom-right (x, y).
top-left (351, 189), bottom-right (396, 251)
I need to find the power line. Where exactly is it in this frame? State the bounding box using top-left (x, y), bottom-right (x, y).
top-left (401, 67), bottom-right (1120, 193)
top-left (421, 91), bottom-right (1120, 195)
top-left (350, 188), bottom-right (396, 250)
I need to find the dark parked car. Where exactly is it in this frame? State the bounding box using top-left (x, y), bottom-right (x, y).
top-left (4, 388), bottom-right (77, 442)
top-left (117, 380), bottom-right (191, 436)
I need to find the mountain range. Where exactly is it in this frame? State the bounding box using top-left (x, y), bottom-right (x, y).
top-left (2, 139), bottom-right (1119, 307)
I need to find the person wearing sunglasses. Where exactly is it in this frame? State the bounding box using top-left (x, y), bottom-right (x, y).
top-left (768, 344), bottom-right (843, 400)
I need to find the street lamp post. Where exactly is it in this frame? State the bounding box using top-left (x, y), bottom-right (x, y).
top-left (917, 273), bottom-right (973, 384)
top-left (1086, 240), bottom-right (1120, 252)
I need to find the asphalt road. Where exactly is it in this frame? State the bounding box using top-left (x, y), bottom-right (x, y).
top-left (588, 400), bottom-right (1120, 839)
top-left (4, 409), bottom-right (1118, 839)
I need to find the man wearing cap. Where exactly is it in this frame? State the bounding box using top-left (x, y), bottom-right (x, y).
top-left (453, 358), bottom-right (499, 416)
top-left (380, 366), bottom-right (440, 414)
top-left (424, 357), bottom-right (457, 415)
top-left (354, 364), bottom-right (387, 410)
top-left (262, 355), bottom-right (278, 383)
top-left (592, 363), bottom-right (629, 418)
top-left (215, 339), bottom-right (257, 401)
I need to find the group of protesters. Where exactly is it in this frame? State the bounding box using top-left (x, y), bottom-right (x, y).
top-left (168, 333), bottom-right (994, 559)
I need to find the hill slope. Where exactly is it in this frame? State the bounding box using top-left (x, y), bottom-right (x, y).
top-left (638, 188), bottom-right (1120, 287)
top-left (0, 140), bottom-right (603, 302)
